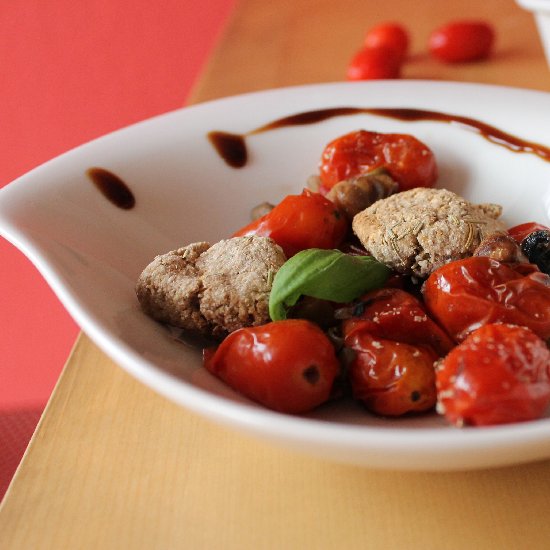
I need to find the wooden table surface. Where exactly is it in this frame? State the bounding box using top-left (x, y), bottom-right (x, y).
top-left (2, 1), bottom-right (550, 548)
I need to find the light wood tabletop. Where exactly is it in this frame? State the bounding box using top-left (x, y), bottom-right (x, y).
top-left (2, 1), bottom-right (550, 548)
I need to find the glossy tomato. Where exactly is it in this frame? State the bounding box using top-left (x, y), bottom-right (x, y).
top-left (346, 46), bottom-right (402, 81)
top-left (341, 288), bottom-right (452, 417)
top-left (233, 189), bottom-right (348, 257)
top-left (429, 20), bottom-right (495, 63)
top-left (436, 324), bottom-right (550, 426)
top-left (345, 332), bottom-right (437, 416)
top-left (203, 319), bottom-right (340, 414)
top-left (342, 288), bottom-right (454, 356)
top-left (508, 221), bottom-right (550, 243)
top-left (364, 22), bottom-right (409, 61)
top-left (423, 256), bottom-right (550, 342)
top-left (318, 130), bottom-right (437, 192)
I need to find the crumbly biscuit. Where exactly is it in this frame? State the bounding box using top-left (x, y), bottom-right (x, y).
top-left (136, 236), bottom-right (286, 338)
top-left (352, 187), bottom-right (506, 277)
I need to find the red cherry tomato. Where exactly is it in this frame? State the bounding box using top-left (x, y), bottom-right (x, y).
top-left (364, 22), bottom-right (409, 61)
top-left (429, 20), bottom-right (495, 63)
top-left (233, 189), bottom-right (348, 257)
top-left (436, 324), bottom-right (550, 427)
top-left (508, 221), bottom-right (550, 243)
top-left (342, 288), bottom-right (454, 357)
top-left (203, 319), bottom-right (340, 414)
top-left (319, 130), bottom-right (437, 192)
top-left (423, 256), bottom-right (550, 342)
top-left (346, 46), bottom-right (402, 81)
top-left (345, 332), bottom-right (437, 416)
top-left (341, 288), bottom-right (452, 417)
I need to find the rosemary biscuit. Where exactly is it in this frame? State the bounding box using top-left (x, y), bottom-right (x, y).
top-left (352, 187), bottom-right (506, 277)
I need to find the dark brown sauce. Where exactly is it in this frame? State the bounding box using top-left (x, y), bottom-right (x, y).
top-left (209, 107), bottom-right (550, 168)
top-left (87, 167), bottom-right (135, 209)
top-left (208, 132), bottom-right (247, 168)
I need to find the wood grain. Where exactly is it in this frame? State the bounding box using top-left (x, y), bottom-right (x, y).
top-left (3, 335), bottom-right (550, 550)
top-left (2, 1), bottom-right (550, 548)
top-left (191, 0), bottom-right (550, 102)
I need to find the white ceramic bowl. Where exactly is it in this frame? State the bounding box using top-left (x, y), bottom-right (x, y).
top-left (1, 81), bottom-right (550, 471)
top-left (517, 0), bottom-right (550, 68)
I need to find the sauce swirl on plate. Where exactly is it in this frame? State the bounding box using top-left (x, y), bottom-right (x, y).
top-left (208, 107), bottom-right (550, 168)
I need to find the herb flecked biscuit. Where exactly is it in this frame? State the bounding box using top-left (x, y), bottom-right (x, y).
top-left (352, 187), bottom-right (506, 278)
top-left (136, 236), bottom-right (286, 338)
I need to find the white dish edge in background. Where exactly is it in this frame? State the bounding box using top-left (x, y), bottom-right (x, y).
top-left (517, 0), bottom-right (550, 68)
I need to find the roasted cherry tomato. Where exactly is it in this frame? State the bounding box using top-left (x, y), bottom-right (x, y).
top-left (233, 189), bottom-right (348, 257)
top-left (346, 46), bottom-right (402, 81)
top-left (203, 319), bottom-right (340, 414)
top-left (341, 288), bottom-right (452, 416)
top-left (364, 22), bottom-right (409, 61)
top-left (429, 20), bottom-right (495, 63)
top-left (319, 130), bottom-right (437, 192)
top-left (342, 288), bottom-right (454, 357)
top-left (508, 221), bottom-right (550, 243)
top-left (345, 332), bottom-right (437, 416)
top-left (423, 256), bottom-right (550, 342)
top-left (436, 324), bottom-right (550, 427)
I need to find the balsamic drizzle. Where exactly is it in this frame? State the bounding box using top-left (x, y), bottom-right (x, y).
top-left (208, 106), bottom-right (550, 168)
top-left (87, 167), bottom-right (136, 209)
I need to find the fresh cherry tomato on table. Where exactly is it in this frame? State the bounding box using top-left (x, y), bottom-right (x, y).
top-left (233, 189), bottom-right (348, 257)
top-left (341, 288), bottom-right (453, 416)
top-left (423, 256), bottom-right (550, 342)
top-left (364, 22), bottom-right (409, 61)
top-left (318, 130), bottom-right (438, 193)
top-left (436, 324), bottom-right (550, 427)
top-left (508, 221), bottom-right (550, 243)
top-left (203, 319), bottom-right (340, 414)
top-left (346, 46), bottom-right (402, 81)
top-left (429, 20), bottom-right (495, 63)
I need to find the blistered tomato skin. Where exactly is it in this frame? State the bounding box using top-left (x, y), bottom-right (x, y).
top-left (341, 288), bottom-right (452, 417)
top-left (436, 324), bottom-right (550, 427)
top-left (233, 189), bottom-right (348, 257)
top-left (319, 130), bottom-right (438, 192)
top-left (342, 288), bottom-right (454, 357)
top-left (423, 256), bottom-right (550, 342)
top-left (429, 21), bottom-right (495, 63)
top-left (346, 332), bottom-right (437, 416)
top-left (364, 22), bottom-right (409, 61)
top-left (203, 319), bottom-right (340, 414)
top-left (346, 46), bottom-right (402, 81)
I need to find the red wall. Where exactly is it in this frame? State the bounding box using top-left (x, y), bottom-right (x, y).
top-left (0, 1), bottom-right (236, 409)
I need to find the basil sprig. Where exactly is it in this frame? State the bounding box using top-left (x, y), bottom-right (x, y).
top-left (269, 248), bottom-right (390, 321)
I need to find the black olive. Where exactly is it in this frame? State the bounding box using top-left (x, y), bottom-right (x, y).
top-left (521, 230), bottom-right (550, 275)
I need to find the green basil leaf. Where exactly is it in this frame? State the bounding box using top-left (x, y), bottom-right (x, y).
top-left (269, 248), bottom-right (390, 321)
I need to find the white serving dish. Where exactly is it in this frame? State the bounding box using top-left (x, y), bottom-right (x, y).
top-left (1, 81), bottom-right (550, 471)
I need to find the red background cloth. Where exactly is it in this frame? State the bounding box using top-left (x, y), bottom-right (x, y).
top-left (0, 1), bottom-right (235, 498)
top-left (0, 1), bottom-right (235, 410)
